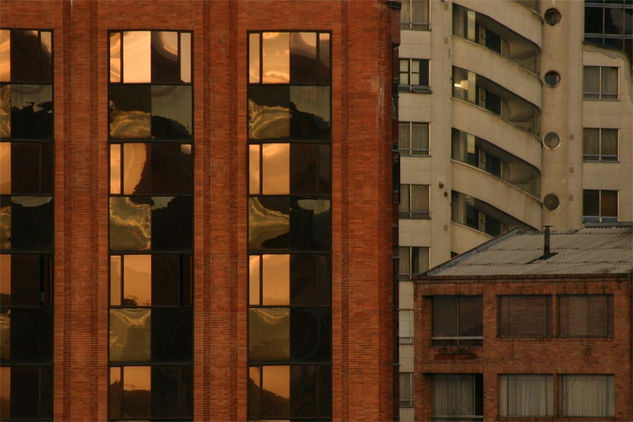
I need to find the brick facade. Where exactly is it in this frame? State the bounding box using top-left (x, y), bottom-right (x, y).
top-left (0, 1), bottom-right (396, 420)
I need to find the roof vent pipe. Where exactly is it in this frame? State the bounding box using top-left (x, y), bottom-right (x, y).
top-left (541, 225), bottom-right (554, 259)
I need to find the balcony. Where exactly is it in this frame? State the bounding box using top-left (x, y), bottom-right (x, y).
top-left (451, 222), bottom-right (492, 255)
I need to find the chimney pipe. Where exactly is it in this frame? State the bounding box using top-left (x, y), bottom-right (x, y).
top-left (542, 225), bottom-right (552, 259)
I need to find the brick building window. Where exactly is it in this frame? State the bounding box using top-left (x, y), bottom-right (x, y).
top-left (432, 296), bottom-right (482, 346)
top-left (399, 122), bottom-right (429, 156)
top-left (401, 0), bottom-right (430, 30)
top-left (583, 189), bottom-right (618, 223)
top-left (399, 184), bottom-right (430, 218)
top-left (431, 374), bottom-right (483, 420)
top-left (558, 295), bottom-right (613, 337)
top-left (499, 375), bottom-right (553, 417)
top-left (399, 59), bottom-right (430, 92)
top-left (583, 66), bottom-right (618, 100)
top-left (498, 296), bottom-right (552, 337)
top-left (398, 246), bottom-right (429, 279)
top-left (583, 128), bottom-right (618, 161)
top-left (559, 375), bottom-right (614, 417)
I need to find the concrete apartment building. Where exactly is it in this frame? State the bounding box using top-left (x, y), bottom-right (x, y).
top-left (416, 226), bottom-right (633, 420)
top-left (397, 0), bottom-right (632, 418)
top-left (0, 1), bottom-right (398, 420)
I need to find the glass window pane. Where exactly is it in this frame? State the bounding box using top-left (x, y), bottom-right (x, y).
top-left (109, 309), bottom-right (151, 362)
top-left (109, 84), bottom-right (151, 139)
top-left (151, 254), bottom-right (183, 306)
top-left (0, 85), bottom-right (9, 138)
top-left (248, 197), bottom-right (290, 250)
top-left (248, 85), bottom-right (290, 140)
top-left (559, 295), bottom-right (611, 337)
top-left (110, 255), bottom-right (122, 306)
top-left (248, 366), bottom-right (262, 418)
top-left (123, 143), bottom-right (150, 195)
top-left (0, 309), bottom-right (8, 360)
top-left (109, 196), bottom-right (151, 251)
top-left (399, 184), bottom-right (410, 215)
top-left (10, 142), bottom-right (52, 194)
top-left (10, 30), bottom-right (39, 83)
top-left (6, 196), bottom-right (53, 251)
top-left (180, 33), bottom-right (191, 84)
top-left (290, 144), bottom-right (331, 195)
top-left (123, 31), bottom-right (151, 83)
top-left (583, 128), bottom-right (600, 159)
top-left (411, 247), bottom-right (429, 274)
top-left (262, 143), bottom-right (289, 195)
top-left (262, 254), bottom-right (289, 305)
top-left (601, 129), bottom-right (618, 159)
top-left (290, 308), bottom-right (331, 362)
top-left (249, 33), bottom-right (260, 84)
top-left (151, 366), bottom-right (180, 418)
top-left (0, 255), bottom-right (9, 307)
top-left (583, 190), bottom-right (600, 217)
top-left (601, 67), bottom-right (618, 98)
top-left (585, 6), bottom-right (603, 33)
top-left (291, 365), bottom-right (330, 417)
top-left (151, 308), bottom-right (192, 361)
top-left (151, 85), bottom-right (193, 139)
top-left (180, 144), bottom-right (193, 194)
top-left (399, 123), bottom-right (410, 152)
top-left (249, 145), bottom-right (261, 195)
top-left (110, 32), bottom-right (121, 83)
top-left (499, 296), bottom-right (551, 337)
top-left (560, 375), bottom-right (614, 417)
top-left (411, 185), bottom-right (429, 215)
top-left (39, 32), bottom-right (52, 83)
top-left (151, 143), bottom-right (180, 194)
top-left (110, 144), bottom-right (122, 194)
top-left (10, 366), bottom-right (51, 419)
top-left (318, 33), bottom-right (330, 84)
top-left (122, 366), bottom-right (151, 418)
top-left (398, 247), bottom-right (410, 277)
top-left (249, 255), bottom-right (261, 306)
top-left (500, 375), bottom-right (553, 417)
top-left (109, 367), bottom-right (122, 420)
top-left (262, 365), bottom-right (290, 418)
top-left (290, 32), bottom-right (317, 84)
top-left (151, 196), bottom-right (193, 251)
top-left (601, 190), bottom-right (617, 218)
top-left (11, 84), bottom-right (53, 139)
top-left (10, 308), bottom-right (52, 361)
top-left (0, 196), bottom-right (9, 250)
top-left (290, 198), bottom-right (331, 250)
top-left (411, 123), bottom-right (428, 154)
top-left (151, 31), bottom-right (179, 84)
top-left (0, 30), bottom-right (9, 82)
top-left (11, 254), bottom-right (43, 307)
top-left (290, 254), bottom-right (330, 306)
top-left (262, 32), bottom-right (290, 84)
top-left (583, 66), bottom-right (600, 99)
top-left (459, 296), bottom-right (482, 337)
top-left (123, 255), bottom-right (151, 307)
top-left (433, 297), bottom-right (458, 337)
top-left (248, 308), bottom-right (290, 361)
top-left (289, 86), bottom-right (331, 140)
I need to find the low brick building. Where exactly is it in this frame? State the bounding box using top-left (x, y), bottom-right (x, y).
top-left (415, 225), bottom-right (633, 421)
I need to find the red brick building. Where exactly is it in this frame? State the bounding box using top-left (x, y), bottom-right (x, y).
top-left (415, 226), bottom-right (633, 421)
top-left (0, 1), bottom-right (399, 420)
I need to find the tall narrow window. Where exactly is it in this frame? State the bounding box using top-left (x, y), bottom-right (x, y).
top-left (583, 128), bottom-right (618, 162)
top-left (401, 0), bottom-right (430, 30)
top-left (398, 122), bottom-right (429, 156)
top-left (583, 66), bottom-right (618, 100)
top-left (582, 190), bottom-right (618, 223)
top-left (108, 30), bottom-right (193, 421)
top-left (247, 31), bottom-right (332, 421)
top-left (0, 29), bottom-right (53, 422)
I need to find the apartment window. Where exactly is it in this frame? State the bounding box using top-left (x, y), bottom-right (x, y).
top-left (583, 66), bottom-right (618, 100)
top-left (583, 128), bottom-right (618, 161)
top-left (498, 296), bottom-right (552, 337)
top-left (399, 309), bottom-right (414, 342)
top-left (399, 184), bottom-right (429, 218)
top-left (400, 372), bottom-right (414, 407)
top-left (399, 122), bottom-right (429, 156)
top-left (431, 374), bottom-right (483, 420)
top-left (432, 296), bottom-right (482, 346)
top-left (499, 375), bottom-right (553, 417)
top-left (558, 295), bottom-right (613, 337)
top-left (401, 0), bottom-right (430, 30)
top-left (559, 375), bottom-right (614, 417)
top-left (583, 189), bottom-right (618, 223)
top-left (398, 246), bottom-right (429, 279)
top-left (584, 0), bottom-right (633, 64)
top-left (399, 59), bottom-right (430, 92)
top-left (0, 366), bottom-right (52, 420)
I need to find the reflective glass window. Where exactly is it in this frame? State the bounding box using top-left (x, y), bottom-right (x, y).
top-left (152, 254), bottom-right (192, 307)
top-left (262, 254), bottom-right (290, 306)
top-left (151, 196), bottom-right (192, 251)
top-left (290, 308), bottom-right (331, 362)
top-left (10, 30), bottom-right (51, 84)
top-left (248, 308), bottom-right (290, 362)
top-left (109, 85), bottom-right (151, 139)
top-left (290, 255), bottom-right (330, 307)
top-left (7, 142), bottom-right (53, 194)
top-left (109, 308), bottom-right (151, 362)
top-left (262, 32), bottom-right (290, 84)
top-left (248, 85), bottom-right (290, 140)
top-left (123, 254), bottom-right (151, 307)
top-left (249, 145), bottom-right (261, 195)
top-left (290, 32), bottom-right (317, 84)
top-left (2, 366), bottom-right (52, 420)
top-left (262, 143), bottom-right (289, 195)
top-left (248, 197), bottom-right (290, 251)
top-left (262, 365), bottom-right (290, 418)
top-left (290, 365), bottom-right (331, 418)
top-left (122, 366), bottom-right (151, 418)
top-left (123, 143), bottom-right (150, 195)
top-left (1, 254), bottom-right (50, 307)
top-left (290, 144), bottom-right (330, 194)
top-left (123, 31), bottom-right (151, 83)
top-left (1, 196), bottom-right (53, 252)
top-left (290, 198), bottom-right (331, 250)
top-left (151, 308), bottom-right (192, 362)
top-left (151, 85), bottom-right (192, 139)
top-left (151, 366), bottom-right (193, 418)
top-left (248, 366), bottom-right (262, 417)
top-left (249, 33), bottom-right (261, 84)
top-left (0, 30), bottom-right (9, 82)
top-left (289, 86), bottom-right (330, 140)
top-left (6, 308), bottom-right (52, 362)
top-left (109, 196), bottom-right (151, 251)
top-left (151, 32), bottom-right (179, 84)
top-left (110, 32), bottom-right (121, 83)
top-left (318, 33), bottom-right (330, 84)
top-left (0, 85), bottom-right (9, 138)
top-left (10, 84), bottom-right (53, 139)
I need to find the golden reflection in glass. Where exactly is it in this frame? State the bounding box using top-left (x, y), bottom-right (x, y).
top-left (123, 143), bottom-right (148, 195)
top-left (248, 99), bottom-right (290, 140)
top-left (158, 31), bottom-right (178, 57)
top-left (124, 366), bottom-right (151, 391)
top-left (289, 86), bottom-right (331, 126)
top-left (249, 33), bottom-right (260, 83)
top-left (124, 255), bottom-right (151, 306)
top-left (249, 145), bottom-right (260, 195)
top-left (180, 32), bottom-right (191, 84)
top-left (0, 30), bottom-right (9, 82)
top-left (109, 197), bottom-right (151, 251)
top-left (110, 255), bottom-right (122, 306)
top-left (262, 144), bottom-right (289, 195)
top-left (109, 308), bottom-right (151, 362)
top-left (262, 254), bottom-right (289, 306)
top-left (249, 255), bottom-right (260, 306)
top-left (0, 85), bottom-right (10, 138)
top-left (248, 197), bottom-right (289, 250)
top-left (0, 255), bottom-right (9, 305)
top-left (110, 32), bottom-right (121, 83)
top-left (0, 367), bottom-right (8, 419)
top-left (123, 366), bottom-right (151, 416)
top-left (0, 310), bottom-right (9, 360)
top-left (40, 31), bottom-right (52, 56)
top-left (110, 144), bottom-right (121, 194)
top-left (0, 143), bottom-right (10, 194)
top-left (262, 365), bottom-right (290, 410)
top-left (318, 33), bottom-right (330, 81)
top-left (123, 31), bottom-right (151, 83)
top-left (109, 366), bottom-right (122, 419)
top-left (0, 201), bottom-right (11, 250)
top-left (248, 308), bottom-right (289, 361)
top-left (262, 32), bottom-right (289, 84)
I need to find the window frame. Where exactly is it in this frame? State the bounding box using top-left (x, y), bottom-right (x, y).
top-left (398, 121), bottom-right (430, 156)
top-left (498, 374), bottom-right (554, 417)
top-left (400, 0), bottom-right (431, 31)
top-left (498, 295), bottom-right (553, 338)
top-left (582, 189), bottom-right (618, 223)
top-left (399, 184), bottom-right (430, 219)
top-left (582, 127), bottom-right (618, 162)
top-left (557, 294), bottom-right (614, 338)
top-left (558, 374), bottom-right (615, 417)
top-left (431, 295), bottom-right (483, 346)
top-left (399, 58), bottom-right (430, 93)
top-left (583, 65), bottom-right (619, 101)
top-left (398, 246), bottom-right (430, 280)
top-left (431, 374), bottom-right (484, 421)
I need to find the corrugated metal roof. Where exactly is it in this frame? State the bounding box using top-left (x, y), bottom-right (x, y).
top-left (426, 226), bottom-right (633, 276)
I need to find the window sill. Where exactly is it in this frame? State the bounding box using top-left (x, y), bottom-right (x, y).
top-left (400, 23), bottom-right (431, 31)
top-left (399, 213), bottom-right (431, 220)
top-left (399, 151), bottom-right (431, 158)
top-left (399, 85), bottom-right (432, 94)
top-left (582, 158), bottom-right (619, 163)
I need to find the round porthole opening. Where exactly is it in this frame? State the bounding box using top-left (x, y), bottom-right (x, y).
top-left (544, 71), bottom-right (561, 87)
top-left (543, 132), bottom-right (561, 149)
top-left (544, 8), bottom-right (561, 25)
top-left (544, 194), bottom-right (560, 211)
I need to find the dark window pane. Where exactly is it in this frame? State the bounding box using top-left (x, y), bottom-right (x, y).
top-left (151, 143), bottom-right (180, 194)
top-left (151, 366), bottom-right (180, 418)
top-left (122, 143), bottom-right (151, 195)
top-left (122, 366), bottom-right (151, 419)
top-left (151, 308), bottom-right (192, 362)
top-left (290, 255), bottom-right (331, 306)
top-left (318, 33), bottom-right (331, 84)
top-left (10, 308), bottom-right (52, 361)
top-left (11, 143), bottom-right (39, 193)
top-left (109, 196), bottom-right (151, 252)
top-left (248, 85), bottom-right (290, 140)
top-left (11, 254), bottom-right (43, 306)
top-left (11, 366), bottom-right (52, 419)
top-left (1, 86), bottom-right (9, 138)
top-left (583, 128), bottom-right (600, 159)
top-left (601, 190), bottom-right (617, 217)
top-left (585, 6), bottom-right (604, 33)
top-left (290, 144), bottom-right (331, 195)
top-left (11, 85), bottom-right (53, 139)
top-left (248, 366), bottom-right (262, 418)
top-left (39, 32), bottom-right (52, 84)
top-left (248, 196), bottom-right (290, 251)
top-left (10, 30), bottom-right (40, 83)
top-left (151, 196), bottom-right (192, 251)
top-left (604, 37), bottom-right (623, 49)
top-left (290, 308), bottom-right (331, 362)
top-left (7, 196), bottom-right (53, 251)
top-left (291, 365), bottom-right (318, 417)
top-left (432, 296), bottom-right (458, 337)
top-left (109, 84), bottom-right (151, 139)
top-left (604, 7), bottom-right (624, 34)
top-left (249, 308), bottom-right (290, 362)
top-left (109, 367), bottom-right (122, 420)
top-left (180, 144), bottom-right (193, 194)
top-left (290, 32), bottom-right (317, 84)
top-left (289, 86), bottom-right (330, 140)
top-left (179, 365), bottom-right (193, 417)
top-left (151, 85), bottom-right (192, 139)
top-left (459, 296), bottom-right (482, 337)
top-left (583, 190), bottom-right (600, 217)
top-left (559, 295), bottom-right (612, 337)
top-left (152, 254), bottom-right (180, 306)
top-left (290, 198), bottom-right (331, 250)
top-left (151, 32), bottom-right (179, 84)
top-left (499, 296), bottom-right (552, 337)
